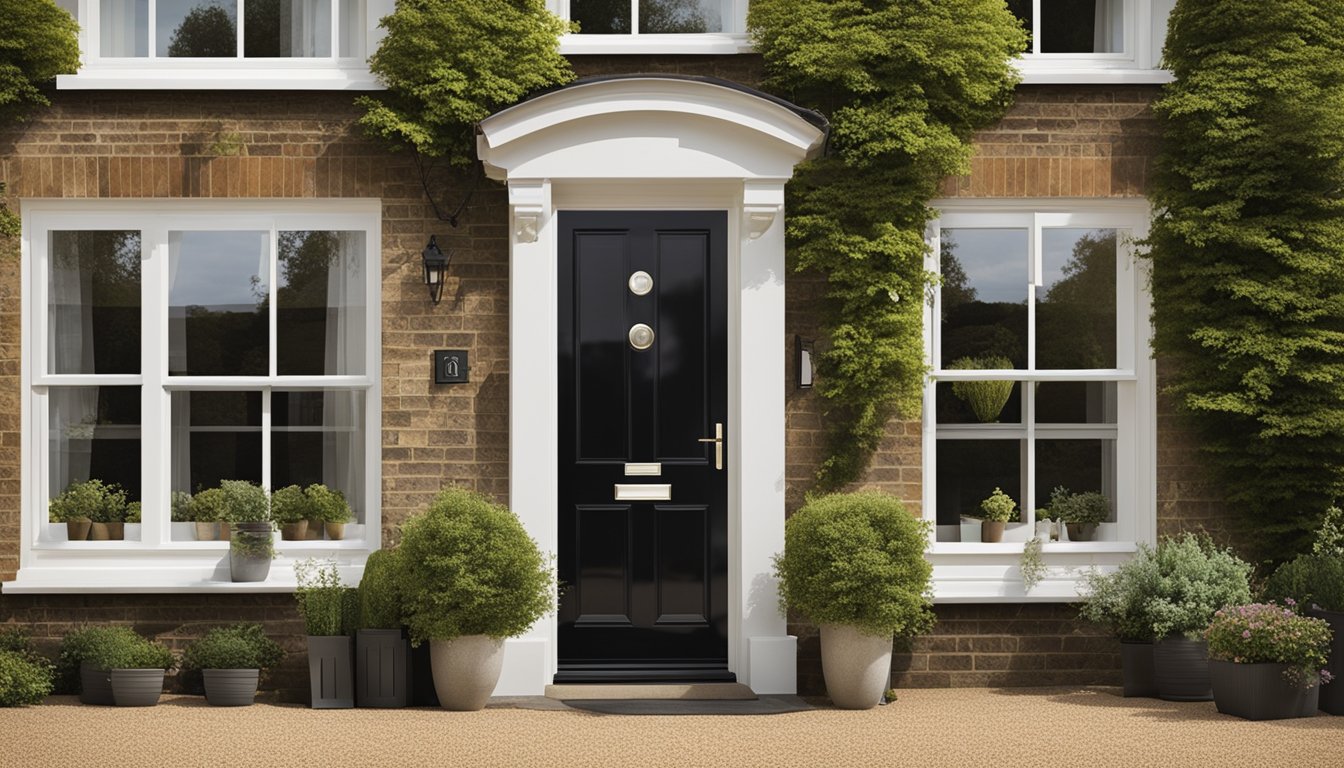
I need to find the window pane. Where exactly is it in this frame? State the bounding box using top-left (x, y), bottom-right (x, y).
top-left (55, 0), bottom-right (79, 18)
top-left (936, 381), bottom-right (1022, 425)
top-left (272, 390), bottom-right (364, 523)
top-left (49, 387), bottom-right (142, 504)
top-left (640, 0), bottom-right (724, 33)
top-left (170, 391), bottom-right (262, 496)
top-left (1037, 438), bottom-right (1116, 522)
top-left (1041, 0), bottom-right (1125, 54)
top-left (159, 0), bottom-right (238, 57)
top-left (102, 0), bottom-right (150, 57)
top-left (339, 0), bottom-right (364, 57)
top-left (1035, 381), bottom-right (1117, 423)
top-left (1005, 0), bottom-right (1034, 52)
top-left (940, 228), bottom-right (1029, 369)
top-left (168, 230), bottom-right (269, 376)
top-left (936, 439), bottom-right (1022, 527)
top-left (244, 0), bottom-right (332, 57)
top-left (48, 231), bottom-right (141, 375)
top-left (276, 231), bottom-right (366, 375)
top-left (571, 0), bottom-right (631, 34)
top-left (1037, 228), bottom-right (1117, 369)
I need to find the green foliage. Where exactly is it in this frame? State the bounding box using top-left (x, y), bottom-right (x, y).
top-left (171, 491), bottom-right (194, 523)
top-left (55, 626), bottom-right (125, 693)
top-left (1205, 602), bottom-right (1333, 687)
top-left (1020, 536), bottom-right (1045, 592)
top-left (358, 549), bottom-right (403, 631)
top-left (125, 502), bottom-right (141, 524)
top-left (0, 0), bottom-right (80, 126)
top-left (1262, 554), bottom-right (1344, 614)
top-left (48, 479), bottom-right (128, 523)
top-left (1143, 0), bottom-right (1344, 558)
top-left (1146, 534), bottom-right (1253, 640)
top-left (774, 491), bottom-right (935, 638)
top-left (395, 487), bottom-right (555, 643)
top-left (218, 480), bottom-right (270, 523)
top-left (1, 182), bottom-right (18, 238)
top-left (748, 0), bottom-right (1024, 488)
top-left (269, 485), bottom-right (311, 525)
top-left (306, 484), bottom-right (350, 524)
top-left (294, 559), bottom-right (349, 637)
top-left (1049, 486), bottom-right (1109, 525)
top-left (187, 488), bottom-right (226, 523)
top-left (1079, 542), bottom-right (1163, 642)
top-left (81, 628), bottom-right (175, 671)
top-left (1314, 506), bottom-right (1344, 557)
top-left (183, 624), bottom-right (284, 673)
top-left (229, 528), bottom-right (274, 560)
top-left (0, 650), bottom-right (52, 707)
top-left (947, 356), bottom-right (1014, 423)
top-left (355, 0), bottom-right (574, 162)
top-left (978, 487), bottom-right (1016, 523)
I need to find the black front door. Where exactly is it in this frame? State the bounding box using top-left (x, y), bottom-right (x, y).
top-left (556, 210), bottom-right (731, 683)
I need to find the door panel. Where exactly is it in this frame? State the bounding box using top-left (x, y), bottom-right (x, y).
top-left (557, 210), bottom-right (730, 682)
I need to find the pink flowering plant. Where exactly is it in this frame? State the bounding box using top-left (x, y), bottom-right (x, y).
top-left (1204, 601), bottom-right (1334, 687)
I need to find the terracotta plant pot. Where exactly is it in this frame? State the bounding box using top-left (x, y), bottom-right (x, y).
top-left (105, 522), bottom-right (125, 540)
top-left (1153, 635), bottom-right (1212, 701)
top-left (1066, 522), bottom-right (1098, 541)
top-left (218, 522), bottom-right (232, 540)
top-left (1210, 660), bottom-right (1319, 720)
top-left (1121, 640), bottom-right (1158, 698)
top-left (305, 517), bottom-right (323, 540)
top-left (194, 521), bottom-right (217, 541)
top-left (430, 635), bottom-right (505, 711)
top-left (325, 522), bottom-right (346, 541)
top-left (88, 522), bottom-right (110, 540)
top-left (203, 669), bottom-right (260, 707)
top-left (980, 520), bottom-right (1005, 543)
top-left (65, 519), bottom-right (92, 541)
top-left (819, 623), bottom-right (893, 710)
top-left (280, 520), bottom-right (308, 541)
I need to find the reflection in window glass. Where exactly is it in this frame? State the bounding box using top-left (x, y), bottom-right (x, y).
top-left (571, 0), bottom-right (631, 33)
top-left (168, 230), bottom-right (269, 376)
top-left (102, 0), bottom-right (150, 57)
top-left (339, 0), bottom-right (364, 57)
top-left (1036, 381), bottom-right (1117, 423)
top-left (936, 381), bottom-right (1022, 426)
top-left (640, 0), bottom-right (724, 33)
top-left (1041, 0), bottom-right (1124, 53)
top-left (55, 0), bottom-right (80, 18)
top-left (49, 387), bottom-right (142, 504)
top-left (940, 228), bottom-right (1029, 369)
top-left (1037, 439), bottom-right (1116, 522)
top-left (936, 439), bottom-right (1022, 527)
top-left (48, 231), bottom-right (142, 375)
top-left (244, 0), bottom-right (331, 57)
top-left (272, 390), bottom-right (365, 523)
top-left (1037, 228), bottom-right (1116, 369)
top-left (159, 0), bottom-right (237, 57)
top-left (170, 390), bottom-right (262, 498)
top-left (276, 231), bottom-right (366, 375)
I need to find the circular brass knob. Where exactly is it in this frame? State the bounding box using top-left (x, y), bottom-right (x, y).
top-left (628, 323), bottom-right (655, 350)
top-left (628, 271), bottom-right (653, 296)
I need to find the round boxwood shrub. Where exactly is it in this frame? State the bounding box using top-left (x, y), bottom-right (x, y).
top-left (1263, 553), bottom-right (1344, 614)
top-left (395, 487), bottom-right (554, 643)
top-left (307, 484), bottom-right (351, 524)
top-left (269, 485), bottom-right (311, 525)
top-left (774, 491), bottom-right (935, 638)
top-left (187, 487), bottom-right (226, 523)
top-left (83, 629), bottom-right (175, 671)
top-left (48, 479), bottom-right (126, 523)
top-left (0, 650), bottom-right (52, 707)
top-left (55, 626), bottom-right (127, 693)
top-left (218, 480), bottom-right (269, 523)
top-left (358, 549), bottom-right (403, 631)
top-left (183, 624), bottom-right (284, 672)
top-left (1147, 533), bottom-right (1253, 640)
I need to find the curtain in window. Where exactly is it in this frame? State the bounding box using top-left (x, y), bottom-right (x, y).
top-left (322, 232), bottom-right (365, 521)
top-left (49, 241), bottom-right (98, 491)
top-left (287, 0), bottom-right (331, 57)
top-left (1094, 0), bottom-right (1124, 53)
top-left (101, 0), bottom-right (148, 57)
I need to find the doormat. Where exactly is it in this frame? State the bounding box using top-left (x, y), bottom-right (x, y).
top-left (560, 696), bottom-right (813, 716)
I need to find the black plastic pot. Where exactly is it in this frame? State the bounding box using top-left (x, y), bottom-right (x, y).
top-left (203, 669), bottom-right (260, 706)
top-left (1120, 640), bottom-right (1158, 697)
top-left (110, 669), bottom-right (165, 707)
top-left (1210, 660), bottom-right (1319, 720)
top-left (356, 629), bottom-right (410, 708)
top-left (1308, 608), bottom-right (1344, 715)
top-left (1153, 636), bottom-right (1212, 701)
top-left (307, 635), bottom-right (354, 708)
top-left (79, 662), bottom-right (114, 705)
top-left (410, 639), bottom-right (440, 707)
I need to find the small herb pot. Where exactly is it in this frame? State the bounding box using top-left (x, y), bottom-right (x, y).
top-left (980, 520), bottom-right (1005, 543)
top-left (194, 521), bottom-right (218, 541)
top-left (89, 522), bottom-right (110, 540)
top-left (105, 521), bottom-right (125, 540)
top-left (280, 520), bottom-right (308, 541)
top-left (65, 518), bottom-right (92, 541)
top-left (1210, 660), bottom-right (1319, 720)
top-left (305, 517), bottom-right (323, 540)
top-left (325, 522), bottom-right (346, 541)
top-left (1065, 522), bottom-right (1098, 542)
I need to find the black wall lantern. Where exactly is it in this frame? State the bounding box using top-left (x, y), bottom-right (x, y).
top-left (422, 235), bottom-right (451, 305)
top-left (795, 335), bottom-right (814, 389)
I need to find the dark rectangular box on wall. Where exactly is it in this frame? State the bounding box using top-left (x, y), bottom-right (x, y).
top-left (433, 350), bottom-right (469, 384)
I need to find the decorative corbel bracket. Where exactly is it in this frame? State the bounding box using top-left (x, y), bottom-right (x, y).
top-left (743, 181), bottom-right (785, 240)
top-left (509, 180), bottom-right (549, 244)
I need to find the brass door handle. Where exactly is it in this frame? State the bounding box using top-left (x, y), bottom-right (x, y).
top-left (697, 422), bottom-right (724, 471)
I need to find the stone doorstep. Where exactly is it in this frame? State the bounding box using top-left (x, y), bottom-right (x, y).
top-left (543, 683), bottom-right (758, 701)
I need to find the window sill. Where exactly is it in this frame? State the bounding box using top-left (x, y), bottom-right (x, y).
top-left (2, 553), bottom-right (370, 594)
top-left (56, 66), bottom-right (382, 91)
top-left (1016, 66), bottom-right (1173, 85)
top-left (928, 541), bottom-right (1139, 603)
top-left (559, 33), bottom-right (753, 55)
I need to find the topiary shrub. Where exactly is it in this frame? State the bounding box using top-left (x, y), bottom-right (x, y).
top-left (774, 491), bottom-right (935, 638)
top-left (294, 559), bottom-right (349, 637)
top-left (187, 487), bottom-right (226, 523)
top-left (1262, 554), bottom-right (1344, 614)
top-left (358, 549), bottom-right (403, 631)
top-left (395, 487), bottom-right (555, 643)
top-left (1147, 533), bottom-right (1253, 640)
top-left (1079, 543), bottom-right (1162, 642)
top-left (218, 480), bottom-right (269, 523)
top-left (269, 485), bottom-right (311, 526)
top-left (183, 625), bottom-right (284, 673)
top-left (0, 651), bottom-right (52, 707)
top-left (48, 479), bottom-right (126, 523)
top-left (947, 356), bottom-right (1015, 423)
top-left (306, 484), bottom-right (351, 524)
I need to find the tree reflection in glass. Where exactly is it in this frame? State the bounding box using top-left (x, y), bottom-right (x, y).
top-left (1037, 229), bottom-right (1117, 369)
top-left (161, 0), bottom-right (237, 57)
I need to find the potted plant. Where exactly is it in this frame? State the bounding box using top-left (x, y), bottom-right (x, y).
top-left (0, 628), bottom-right (54, 708)
top-left (1205, 602), bottom-right (1333, 720)
top-left (182, 624), bottom-right (285, 707)
top-left (978, 487), bottom-right (1016, 543)
top-left (946, 355), bottom-right (1015, 422)
top-left (395, 487), bottom-right (555, 711)
top-left (774, 491), bottom-right (935, 709)
top-left (308, 484), bottom-right (352, 541)
top-left (295, 558), bottom-right (355, 708)
top-left (82, 627), bottom-right (175, 707)
top-left (187, 487), bottom-right (226, 541)
top-left (220, 480), bottom-right (272, 583)
top-left (271, 485), bottom-right (311, 541)
top-left (1146, 533), bottom-right (1253, 701)
top-left (48, 479), bottom-right (119, 542)
top-left (1050, 486), bottom-right (1108, 542)
top-left (356, 548), bottom-right (411, 708)
top-left (1079, 543), bottom-right (1162, 697)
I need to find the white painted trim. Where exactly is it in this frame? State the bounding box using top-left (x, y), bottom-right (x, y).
top-left (560, 33), bottom-right (753, 55)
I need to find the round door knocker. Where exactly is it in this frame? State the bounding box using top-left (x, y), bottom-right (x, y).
top-left (628, 271), bottom-right (653, 296)
top-left (628, 323), bottom-right (655, 351)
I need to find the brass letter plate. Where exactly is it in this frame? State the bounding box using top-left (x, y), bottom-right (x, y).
top-left (624, 463), bottom-right (662, 477)
top-left (614, 484), bottom-right (672, 501)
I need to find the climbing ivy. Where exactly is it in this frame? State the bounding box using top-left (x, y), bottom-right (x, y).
top-left (748, 0), bottom-right (1025, 489)
top-left (1145, 0), bottom-right (1344, 559)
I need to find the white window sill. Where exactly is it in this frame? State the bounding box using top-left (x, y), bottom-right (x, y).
top-left (2, 553), bottom-right (370, 594)
top-left (57, 65), bottom-right (382, 90)
top-left (559, 33), bottom-right (753, 55)
top-left (1016, 66), bottom-right (1173, 85)
top-left (928, 541), bottom-right (1138, 603)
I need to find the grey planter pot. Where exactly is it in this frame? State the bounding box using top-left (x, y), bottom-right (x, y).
top-left (1153, 636), bottom-right (1212, 701)
top-left (79, 662), bottom-right (114, 706)
top-left (110, 669), bottom-right (165, 707)
top-left (307, 635), bottom-right (354, 708)
top-left (356, 629), bottom-right (410, 708)
top-left (1308, 608), bottom-right (1344, 715)
top-left (229, 522), bottom-right (272, 583)
top-left (1121, 640), bottom-right (1158, 698)
top-left (1210, 660), bottom-right (1319, 721)
top-left (1065, 522), bottom-right (1098, 541)
top-left (203, 669), bottom-right (260, 707)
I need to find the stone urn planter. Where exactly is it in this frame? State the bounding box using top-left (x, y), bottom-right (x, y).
top-left (1210, 660), bottom-right (1319, 720)
top-left (819, 624), bottom-right (893, 710)
top-left (203, 669), bottom-right (261, 707)
top-left (1120, 640), bottom-right (1158, 698)
top-left (110, 668), bottom-right (165, 707)
top-left (430, 635), bottom-right (504, 711)
top-left (1309, 608), bottom-right (1344, 714)
top-left (1153, 636), bottom-right (1212, 701)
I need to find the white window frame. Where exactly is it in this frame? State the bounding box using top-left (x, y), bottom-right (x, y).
top-left (555, 0), bottom-right (752, 54)
top-left (5, 199), bottom-right (382, 593)
top-left (57, 0), bottom-right (394, 90)
top-left (1015, 0), bottom-right (1175, 84)
top-left (922, 198), bottom-right (1156, 602)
